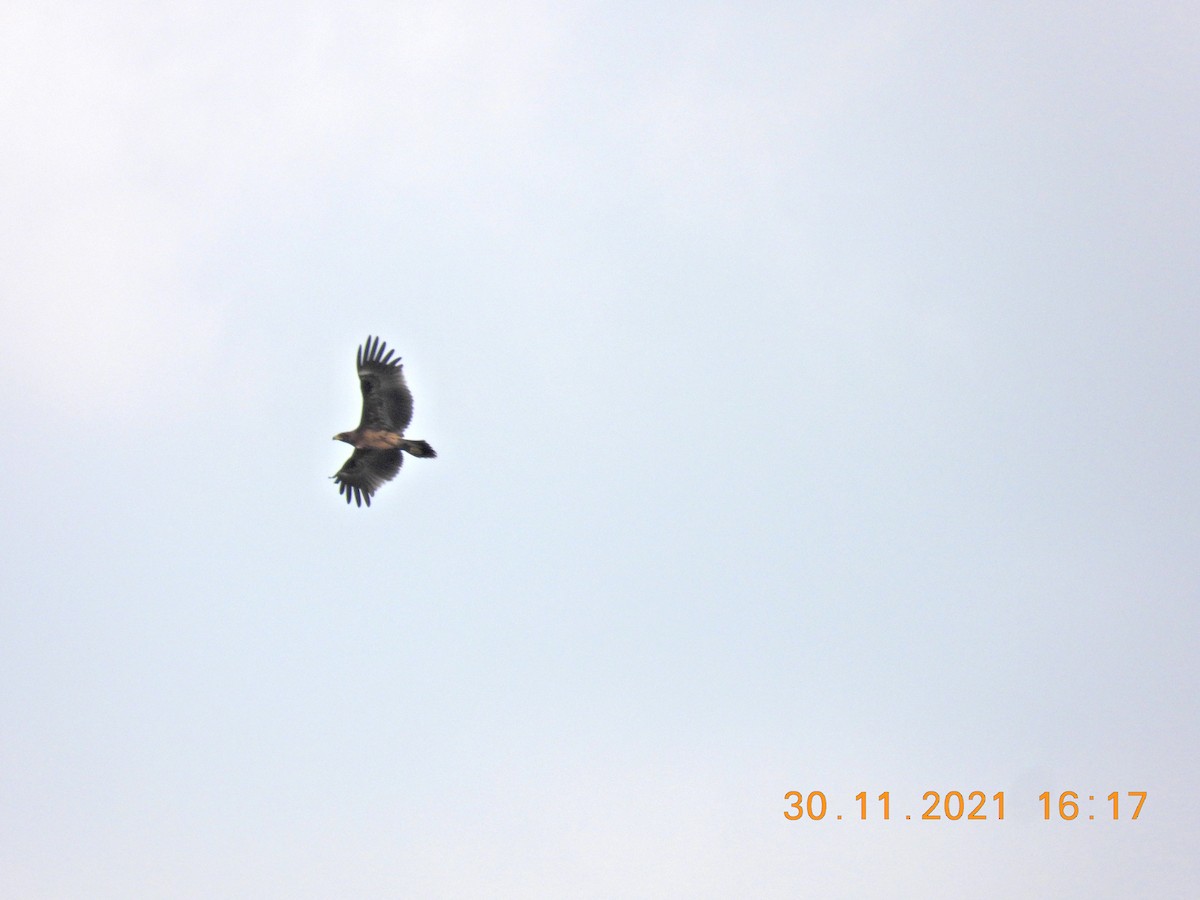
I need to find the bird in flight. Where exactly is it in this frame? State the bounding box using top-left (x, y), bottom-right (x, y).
top-left (332, 335), bottom-right (436, 506)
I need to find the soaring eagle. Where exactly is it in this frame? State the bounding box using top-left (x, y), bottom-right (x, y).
top-left (332, 335), bottom-right (436, 506)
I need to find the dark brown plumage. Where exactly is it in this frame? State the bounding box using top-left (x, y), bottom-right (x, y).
top-left (332, 335), bottom-right (436, 507)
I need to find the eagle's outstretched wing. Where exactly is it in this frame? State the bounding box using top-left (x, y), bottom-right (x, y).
top-left (356, 335), bottom-right (414, 432)
top-left (333, 448), bottom-right (403, 507)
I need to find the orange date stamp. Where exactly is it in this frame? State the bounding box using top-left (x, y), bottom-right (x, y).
top-left (783, 790), bottom-right (1147, 821)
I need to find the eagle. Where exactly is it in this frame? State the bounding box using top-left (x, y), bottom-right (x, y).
top-left (332, 335), bottom-right (436, 506)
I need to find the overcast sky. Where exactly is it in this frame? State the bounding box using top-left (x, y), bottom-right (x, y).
top-left (1, 2), bottom-right (1197, 897)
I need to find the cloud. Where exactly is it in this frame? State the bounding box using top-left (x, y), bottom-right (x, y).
top-left (0, 2), bottom-right (590, 415)
top-left (0, 1), bottom-right (930, 422)
top-left (0, 4), bottom-right (224, 421)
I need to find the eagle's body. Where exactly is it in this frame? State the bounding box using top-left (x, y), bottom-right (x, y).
top-left (332, 335), bottom-right (436, 507)
top-left (339, 428), bottom-right (404, 450)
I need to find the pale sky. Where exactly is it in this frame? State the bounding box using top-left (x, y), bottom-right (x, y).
top-left (1, 2), bottom-right (1197, 897)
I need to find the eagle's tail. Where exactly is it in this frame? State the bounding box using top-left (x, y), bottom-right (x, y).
top-left (401, 439), bottom-right (437, 459)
